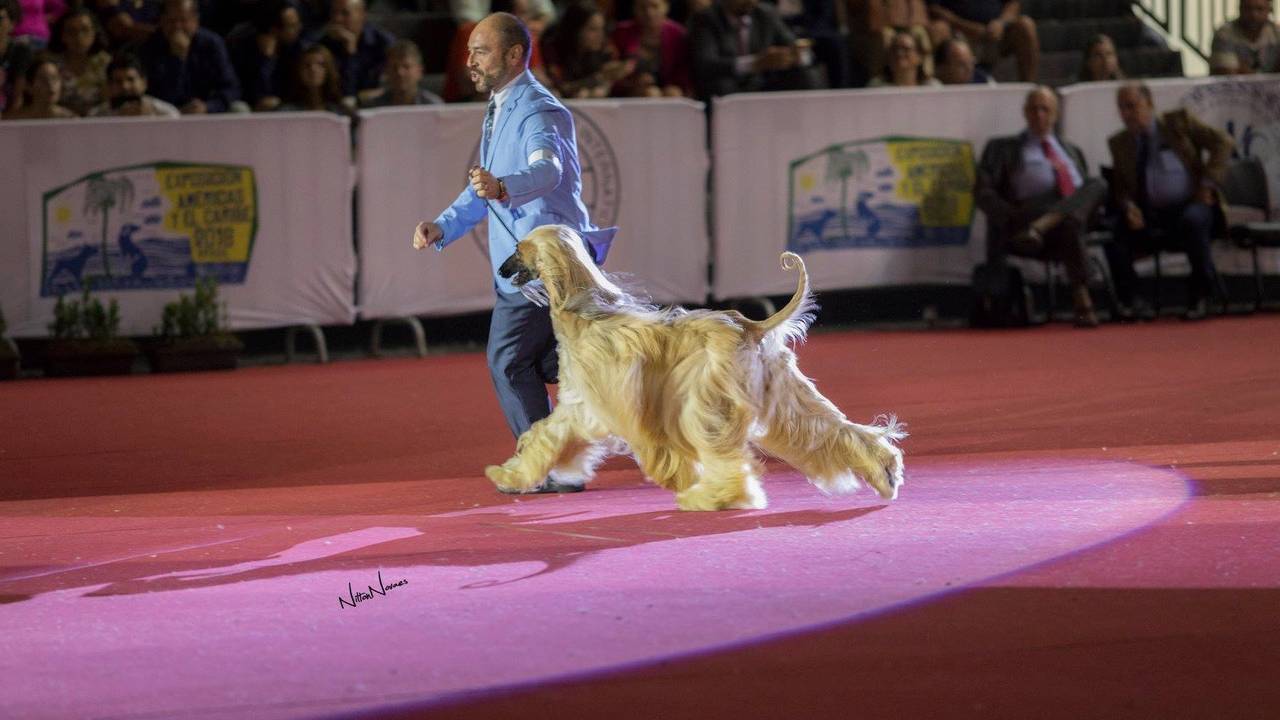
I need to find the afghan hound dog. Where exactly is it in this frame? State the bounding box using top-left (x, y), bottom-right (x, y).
top-left (485, 225), bottom-right (906, 511)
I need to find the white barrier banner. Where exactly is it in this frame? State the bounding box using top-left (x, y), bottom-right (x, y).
top-left (1061, 75), bottom-right (1280, 274)
top-left (711, 84), bottom-right (1035, 300)
top-left (0, 114), bottom-right (356, 337)
top-left (356, 98), bottom-right (710, 320)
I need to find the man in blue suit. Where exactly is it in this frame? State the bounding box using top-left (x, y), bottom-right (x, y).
top-left (413, 11), bottom-right (616, 494)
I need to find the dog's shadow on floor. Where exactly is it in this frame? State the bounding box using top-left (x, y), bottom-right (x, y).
top-left (448, 504), bottom-right (888, 587)
top-left (46, 504), bottom-right (886, 600)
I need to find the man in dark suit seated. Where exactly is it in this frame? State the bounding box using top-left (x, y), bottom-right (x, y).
top-left (975, 86), bottom-right (1108, 327)
top-left (1105, 82), bottom-right (1234, 321)
top-left (314, 0), bottom-right (394, 106)
top-left (687, 0), bottom-right (818, 103)
top-left (139, 0), bottom-right (242, 114)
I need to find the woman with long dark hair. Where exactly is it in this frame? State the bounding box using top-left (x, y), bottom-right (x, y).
top-left (541, 1), bottom-right (633, 98)
top-left (280, 43), bottom-right (349, 114)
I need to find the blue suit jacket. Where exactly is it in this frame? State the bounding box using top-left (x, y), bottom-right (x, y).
top-left (433, 70), bottom-right (616, 295)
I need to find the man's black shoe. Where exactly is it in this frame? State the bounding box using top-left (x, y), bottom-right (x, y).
top-left (498, 477), bottom-right (585, 495)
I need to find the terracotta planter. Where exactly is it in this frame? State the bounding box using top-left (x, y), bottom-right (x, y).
top-left (44, 339), bottom-right (140, 377)
top-left (146, 335), bottom-right (243, 373)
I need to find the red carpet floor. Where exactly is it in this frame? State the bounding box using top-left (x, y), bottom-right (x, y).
top-left (1, 317), bottom-right (1278, 719)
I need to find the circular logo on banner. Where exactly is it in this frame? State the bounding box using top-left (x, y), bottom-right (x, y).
top-left (465, 106), bottom-right (621, 253)
top-left (573, 109), bottom-right (622, 227)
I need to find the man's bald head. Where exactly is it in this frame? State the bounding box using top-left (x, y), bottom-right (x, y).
top-left (468, 12), bottom-right (531, 93)
top-left (477, 11), bottom-right (531, 66)
top-left (159, 0), bottom-right (199, 36)
top-left (1023, 85), bottom-right (1060, 137)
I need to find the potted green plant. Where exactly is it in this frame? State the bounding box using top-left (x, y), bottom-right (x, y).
top-left (146, 277), bottom-right (243, 373)
top-left (44, 284), bottom-right (139, 377)
top-left (0, 306), bottom-right (20, 380)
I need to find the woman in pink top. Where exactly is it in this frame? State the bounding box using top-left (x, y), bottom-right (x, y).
top-left (611, 0), bottom-right (690, 97)
top-left (13, 0), bottom-right (66, 48)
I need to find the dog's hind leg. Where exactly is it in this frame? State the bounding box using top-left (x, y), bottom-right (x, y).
top-left (485, 406), bottom-right (596, 493)
top-left (753, 365), bottom-right (905, 500)
top-left (631, 443), bottom-right (700, 493)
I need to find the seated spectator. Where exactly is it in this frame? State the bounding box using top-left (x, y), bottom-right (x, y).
top-left (314, 0), bottom-right (392, 106)
top-left (851, 0), bottom-right (933, 88)
top-left (48, 6), bottom-right (110, 115)
top-left (927, 0), bottom-right (1037, 81)
top-left (1, 0), bottom-right (35, 115)
top-left (2, 52), bottom-right (74, 117)
top-left (611, 0), bottom-right (690, 97)
top-left (1105, 82), bottom-right (1234, 321)
top-left (869, 29), bottom-right (939, 86)
top-left (687, 0), bottom-right (818, 102)
top-left (1209, 0), bottom-right (1279, 75)
top-left (228, 0), bottom-right (303, 111)
top-left (976, 86), bottom-right (1108, 327)
top-left (139, 0), bottom-right (241, 113)
top-left (88, 51), bottom-right (179, 116)
top-left (1078, 33), bottom-right (1124, 82)
top-left (361, 39), bottom-right (442, 107)
top-left (88, 0), bottom-right (159, 48)
top-left (541, 1), bottom-right (633, 98)
top-left (279, 43), bottom-right (350, 114)
top-left (13, 0), bottom-right (65, 49)
top-left (935, 35), bottom-right (992, 84)
top-left (774, 0), bottom-right (851, 88)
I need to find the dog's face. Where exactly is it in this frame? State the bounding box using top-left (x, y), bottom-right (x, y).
top-left (497, 241), bottom-right (539, 287)
top-left (499, 226), bottom-right (583, 287)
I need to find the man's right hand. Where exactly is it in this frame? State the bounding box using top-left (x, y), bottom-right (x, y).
top-left (413, 221), bottom-right (443, 250)
top-left (326, 24), bottom-right (358, 55)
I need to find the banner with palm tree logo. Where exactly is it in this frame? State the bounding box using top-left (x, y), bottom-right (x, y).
top-left (41, 162), bottom-right (257, 297)
top-left (787, 137), bottom-right (974, 253)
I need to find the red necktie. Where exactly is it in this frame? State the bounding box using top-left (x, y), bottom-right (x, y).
top-left (1041, 138), bottom-right (1077, 197)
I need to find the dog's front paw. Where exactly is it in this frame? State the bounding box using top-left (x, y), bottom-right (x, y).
top-left (485, 464), bottom-right (534, 493)
top-left (865, 442), bottom-right (905, 501)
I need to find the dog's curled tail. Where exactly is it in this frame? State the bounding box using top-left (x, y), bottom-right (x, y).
top-left (743, 251), bottom-right (816, 344)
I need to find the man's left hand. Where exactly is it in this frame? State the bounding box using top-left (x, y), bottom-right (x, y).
top-left (469, 166), bottom-right (503, 200)
top-left (1196, 185), bottom-right (1217, 205)
top-left (181, 98), bottom-right (207, 114)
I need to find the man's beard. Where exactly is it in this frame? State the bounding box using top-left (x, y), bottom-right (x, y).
top-left (472, 69), bottom-right (501, 92)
